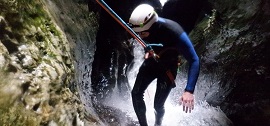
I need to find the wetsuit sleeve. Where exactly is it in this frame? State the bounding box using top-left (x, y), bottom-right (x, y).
top-left (177, 32), bottom-right (200, 93)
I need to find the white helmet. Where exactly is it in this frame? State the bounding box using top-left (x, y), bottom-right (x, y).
top-left (129, 4), bottom-right (158, 32)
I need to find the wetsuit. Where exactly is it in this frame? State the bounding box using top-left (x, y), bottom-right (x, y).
top-left (131, 17), bottom-right (200, 126)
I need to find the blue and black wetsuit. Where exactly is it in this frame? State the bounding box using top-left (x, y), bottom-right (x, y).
top-left (131, 17), bottom-right (200, 126)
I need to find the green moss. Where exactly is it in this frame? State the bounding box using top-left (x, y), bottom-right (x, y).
top-left (45, 21), bottom-right (61, 37)
top-left (0, 103), bottom-right (41, 126)
top-left (17, 0), bottom-right (47, 24)
top-left (0, 0), bottom-right (77, 125)
top-left (0, 71), bottom-right (41, 125)
top-left (1, 0), bottom-right (62, 46)
top-left (190, 9), bottom-right (223, 55)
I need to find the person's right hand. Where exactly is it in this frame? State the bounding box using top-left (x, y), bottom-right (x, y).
top-left (144, 52), bottom-right (150, 59)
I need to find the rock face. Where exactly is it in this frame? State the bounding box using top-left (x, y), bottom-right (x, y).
top-left (162, 0), bottom-right (211, 33)
top-left (0, 0), bottom-right (86, 125)
top-left (190, 0), bottom-right (270, 125)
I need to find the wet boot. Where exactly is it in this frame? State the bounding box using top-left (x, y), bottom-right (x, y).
top-left (154, 111), bottom-right (164, 126)
top-left (137, 114), bottom-right (148, 126)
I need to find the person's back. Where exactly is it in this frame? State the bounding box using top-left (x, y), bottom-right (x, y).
top-left (144, 17), bottom-right (184, 56)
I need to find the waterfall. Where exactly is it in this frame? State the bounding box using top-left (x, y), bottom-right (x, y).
top-left (81, 39), bottom-right (233, 126)
top-left (70, 0), bottom-right (233, 125)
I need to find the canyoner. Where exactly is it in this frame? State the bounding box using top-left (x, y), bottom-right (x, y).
top-left (95, 1), bottom-right (200, 126)
top-left (94, 0), bottom-right (177, 87)
top-left (95, 0), bottom-right (159, 58)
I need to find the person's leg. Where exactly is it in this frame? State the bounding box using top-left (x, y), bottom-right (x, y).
top-left (153, 77), bottom-right (173, 126)
top-left (131, 63), bottom-right (156, 126)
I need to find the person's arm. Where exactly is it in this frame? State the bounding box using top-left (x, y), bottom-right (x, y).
top-left (177, 32), bottom-right (200, 113)
top-left (177, 32), bottom-right (200, 93)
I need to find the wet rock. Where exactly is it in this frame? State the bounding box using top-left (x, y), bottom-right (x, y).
top-left (0, 0), bottom-right (87, 125)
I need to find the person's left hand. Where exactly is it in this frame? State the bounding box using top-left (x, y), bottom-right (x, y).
top-left (180, 91), bottom-right (194, 113)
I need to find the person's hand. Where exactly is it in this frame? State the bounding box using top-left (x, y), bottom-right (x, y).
top-left (144, 52), bottom-right (150, 59)
top-left (144, 52), bottom-right (155, 59)
top-left (180, 91), bottom-right (194, 113)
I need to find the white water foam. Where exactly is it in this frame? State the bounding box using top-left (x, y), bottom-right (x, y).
top-left (104, 40), bottom-right (233, 126)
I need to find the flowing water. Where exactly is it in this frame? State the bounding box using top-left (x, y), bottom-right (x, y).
top-left (72, 1), bottom-right (233, 125)
top-left (76, 38), bottom-right (233, 126)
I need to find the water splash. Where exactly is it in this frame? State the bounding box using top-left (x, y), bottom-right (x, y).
top-left (103, 39), bottom-right (233, 126)
top-left (76, 37), bottom-right (233, 125)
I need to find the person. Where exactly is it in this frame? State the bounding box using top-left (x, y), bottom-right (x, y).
top-left (129, 4), bottom-right (200, 126)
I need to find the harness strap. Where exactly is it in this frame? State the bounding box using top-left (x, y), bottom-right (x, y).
top-left (159, 47), bottom-right (182, 88)
top-left (166, 70), bottom-right (176, 88)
